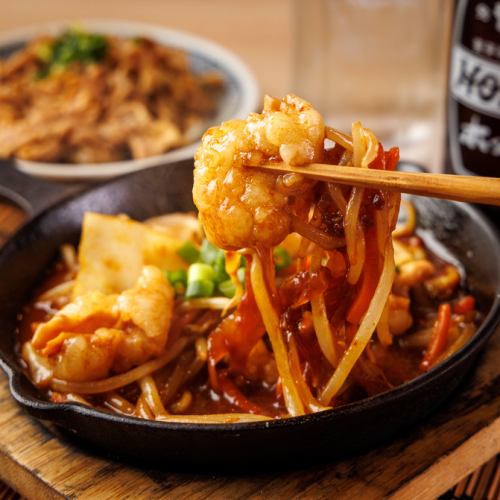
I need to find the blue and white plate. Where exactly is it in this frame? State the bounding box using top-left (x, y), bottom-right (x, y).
top-left (0, 20), bottom-right (260, 181)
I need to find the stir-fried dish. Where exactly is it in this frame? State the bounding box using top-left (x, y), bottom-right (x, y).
top-left (18, 95), bottom-right (480, 423)
top-left (0, 29), bottom-right (224, 163)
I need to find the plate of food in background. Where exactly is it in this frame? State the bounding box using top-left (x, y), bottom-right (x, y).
top-left (0, 20), bottom-right (259, 181)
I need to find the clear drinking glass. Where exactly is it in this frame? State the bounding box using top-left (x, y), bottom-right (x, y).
top-left (292, 0), bottom-right (452, 169)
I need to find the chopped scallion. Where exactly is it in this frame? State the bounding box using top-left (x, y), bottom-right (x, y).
top-left (185, 279), bottom-right (214, 299)
top-left (188, 263), bottom-right (215, 282)
top-left (200, 239), bottom-right (223, 265)
top-left (218, 279), bottom-right (236, 298)
top-left (212, 254), bottom-right (229, 284)
top-left (177, 241), bottom-right (200, 264)
top-left (165, 269), bottom-right (187, 295)
top-left (166, 269), bottom-right (187, 284)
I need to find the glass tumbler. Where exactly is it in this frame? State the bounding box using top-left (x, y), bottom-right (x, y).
top-left (292, 0), bottom-right (452, 169)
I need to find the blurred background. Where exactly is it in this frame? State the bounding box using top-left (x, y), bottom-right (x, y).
top-left (1, 0), bottom-right (293, 98)
top-left (2, 0), bottom-right (453, 170)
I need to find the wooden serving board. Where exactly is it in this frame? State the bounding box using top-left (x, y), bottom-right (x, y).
top-left (0, 200), bottom-right (499, 499)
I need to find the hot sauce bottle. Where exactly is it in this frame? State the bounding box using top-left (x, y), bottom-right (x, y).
top-left (447, 0), bottom-right (500, 177)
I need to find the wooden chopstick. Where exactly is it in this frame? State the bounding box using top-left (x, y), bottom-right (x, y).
top-left (248, 162), bottom-right (500, 206)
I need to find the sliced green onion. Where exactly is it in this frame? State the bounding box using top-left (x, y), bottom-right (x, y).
top-left (200, 240), bottom-right (223, 265)
top-left (165, 269), bottom-right (187, 295)
top-left (273, 246), bottom-right (292, 271)
top-left (177, 242), bottom-right (200, 264)
top-left (212, 254), bottom-right (229, 284)
top-left (188, 263), bottom-right (215, 282)
top-left (185, 280), bottom-right (214, 299)
top-left (166, 269), bottom-right (187, 284)
top-left (218, 279), bottom-right (236, 298)
top-left (165, 269), bottom-right (187, 294)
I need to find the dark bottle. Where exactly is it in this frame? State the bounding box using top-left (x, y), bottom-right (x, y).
top-left (447, 0), bottom-right (500, 181)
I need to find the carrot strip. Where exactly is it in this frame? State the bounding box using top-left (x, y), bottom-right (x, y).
top-left (453, 295), bottom-right (475, 315)
top-left (320, 237), bottom-right (395, 405)
top-left (384, 147), bottom-right (400, 171)
top-left (346, 227), bottom-right (379, 325)
top-left (420, 303), bottom-right (452, 371)
top-left (368, 144), bottom-right (385, 170)
top-left (366, 144), bottom-right (399, 172)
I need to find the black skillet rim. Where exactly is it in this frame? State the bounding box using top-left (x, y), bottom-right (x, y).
top-left (0, 175), bottom-right (499, 434)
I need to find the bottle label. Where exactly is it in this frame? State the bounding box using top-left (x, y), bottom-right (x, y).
top-left (448, 0), bottom-right (500, 176)
top-left (450, 45), bottom-right (500, 118)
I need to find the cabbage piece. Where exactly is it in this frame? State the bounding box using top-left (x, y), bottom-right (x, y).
top-left (73, 212), bottom-right (188, 297)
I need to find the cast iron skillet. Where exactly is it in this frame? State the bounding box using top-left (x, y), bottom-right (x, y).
top-left (0, 161), bottom-right (498, 468)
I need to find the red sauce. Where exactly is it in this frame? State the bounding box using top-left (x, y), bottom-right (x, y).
top-left (17, 231), bottom-right (480, 419)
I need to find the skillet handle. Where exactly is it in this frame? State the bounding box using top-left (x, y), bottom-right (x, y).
top-left (0, 160), bottom-right (82, 216)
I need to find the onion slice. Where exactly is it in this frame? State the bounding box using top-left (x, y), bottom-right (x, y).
top-left (325, 126), bottom-right (353, 152)
top-left (139, 375), bottom-right (168, 417)
top-left (310, 247), bottom-right (337, 367)
top-left (319, 239), bottom-right (395, 405)
top-left (181, 297), bottom-right (232, 311)
top-left (393, 199), bottom-right (417, 238)
top-left (250, 254), bottom-right (304, 416)
top-left (344, 187), bottom-right (365, 284)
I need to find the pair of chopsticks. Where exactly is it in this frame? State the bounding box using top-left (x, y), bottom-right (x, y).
top-left (248, 163), bottom-right (500, 206)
